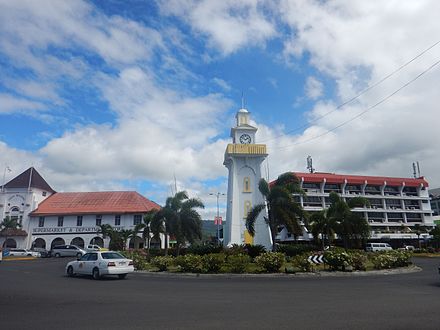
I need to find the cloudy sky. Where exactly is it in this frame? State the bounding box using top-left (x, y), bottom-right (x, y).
top-left (1, 0), bottom-right (439, 219)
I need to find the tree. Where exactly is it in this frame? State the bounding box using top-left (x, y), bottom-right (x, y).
top-left (98, 224), bottom-right (124, 251)
top-left (154, 191), bottom-right (204, 256)
top-left (119, 229), bottom-right (134, 250)
top-left (0, 216), bottom-right (22, 247)
top-left (327, 192), bottom-right (370, 249)
top-left (245, 172), bottom-right (306, 252)
top-left (309, 210), bottom-right (337, 250)
top-left (430, 226), bottom-right (440, 249)
top-left (413, 224), bottom-right (426, 249)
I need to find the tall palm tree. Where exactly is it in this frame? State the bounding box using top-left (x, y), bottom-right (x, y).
top-left (142, 211), bottom-right (156, 254)
top-left (413, 224), bottom-right (425, 249)
top-left (1, 216), bottom-right (22, 247)
top-left (154, 191), bottom-right (204, 256)
top-left (245, 172), bottom-right (306, 252)
top-left (327, 192), bottom-right (370, 249)
top-left (309, 210), bottom-right (337, 250)
top-left (119, 229), bottom-right (134, 250)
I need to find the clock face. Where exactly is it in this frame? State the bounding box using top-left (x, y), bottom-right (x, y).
top-left (239, 133), bottom-right (252, 144)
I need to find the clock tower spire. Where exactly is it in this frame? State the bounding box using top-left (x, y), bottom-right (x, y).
top-left (223, 105), bottom-right (271, 249)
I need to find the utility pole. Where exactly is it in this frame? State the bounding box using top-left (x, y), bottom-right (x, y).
top-left (210, 192), bottom-right (225, 245)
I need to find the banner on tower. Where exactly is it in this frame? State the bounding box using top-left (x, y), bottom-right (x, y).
top-left (214, 216), bottom-right (222, 225)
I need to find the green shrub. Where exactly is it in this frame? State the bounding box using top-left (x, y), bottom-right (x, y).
top-left (349, 252), bottom-right (368, 271)
top-left (324, 249), bottom-right (352, 271)
top-left (254, 252), bottom-right (285, 273)
top-left (277, 244), bottom-right (316, 257)
top-left (202, 253), bottom-right (226, 273)
top-left (175, 254), bottom-right (204, 273)
top-left (187, 244), bottom-right (223, 256)
top-left (244, 244), bottom-right (266, 259)
top-left (371, 250), bottom-right (412, 269)
top-left (226, 254), bottom-right (251, 273)
top-left (121, 249), bottom-right (148, 270)
top-left (289, 253), bottom-right (313, 272)
top-left (226, 244), bottom-right (247, 256)
top-left (151, 256), bottom-right (175, 271)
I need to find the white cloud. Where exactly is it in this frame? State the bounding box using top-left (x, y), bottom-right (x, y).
top-left (212, 78), bottom-right (231, 91)
top-left (305, 76), bottom-right (323, 100)
top-left (259, 0), bottom-right (440, 187)
top-left (158, 0), bottom-right (277, 55)
top-left (0, 93), bottom-right (46, 114)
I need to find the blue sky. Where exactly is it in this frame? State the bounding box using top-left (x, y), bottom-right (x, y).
top-left (1, 1), bottom-right (439, 219)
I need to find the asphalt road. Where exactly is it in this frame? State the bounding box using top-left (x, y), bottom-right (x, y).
top-left (0, 257), bottom-right (439, 330)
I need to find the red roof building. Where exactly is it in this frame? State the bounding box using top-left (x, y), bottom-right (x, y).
top-left (30, 191), bottom-right (160, 216)
top-left (275, 171), bottom-right (434, 244)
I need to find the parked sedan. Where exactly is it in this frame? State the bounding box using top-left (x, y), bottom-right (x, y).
top-left (8, 248), bottom-right (41, 257)
top-left (65, 251), bottom-right (134, 280)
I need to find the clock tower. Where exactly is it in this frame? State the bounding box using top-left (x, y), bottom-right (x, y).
top-left (223, 107), bottom-right (271, 249)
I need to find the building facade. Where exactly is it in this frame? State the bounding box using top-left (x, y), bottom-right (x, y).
top-left (429, 188), bottom-right (440, 216)
top-left (1, 168), bottom-right (162, 250)
top-left (223, 108), bottom-right (271, 249)
top-left (277, 172), bottom-right (435, 242)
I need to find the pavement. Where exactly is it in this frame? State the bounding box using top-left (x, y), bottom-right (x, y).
top-left (1, 257), bottom-right (440, 329)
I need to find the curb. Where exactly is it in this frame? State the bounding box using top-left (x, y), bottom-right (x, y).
top-left (1, 257), bottom-right (38, 261)
top-left (134, 265), bottom-right (422, 278)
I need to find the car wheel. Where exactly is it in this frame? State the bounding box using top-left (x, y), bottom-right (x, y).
top-left (118, 274), bottom-right (127, 279)
top-left (67, 266), bottom-right (75, 277)
top-left (54, 253), bottom-right (61, 258)
top-left (76, 252), bottom-right (82, 258)
top-left (92, 267), bottom-right (100, 280)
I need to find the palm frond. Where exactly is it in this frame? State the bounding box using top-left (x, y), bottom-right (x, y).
top-left (258, 179), bottom-right (270, 198)
top-left (245, 203), bottom-right (266, 236)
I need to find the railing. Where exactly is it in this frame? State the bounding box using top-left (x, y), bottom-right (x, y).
top-left (225, 144), bottom-right (267, 155)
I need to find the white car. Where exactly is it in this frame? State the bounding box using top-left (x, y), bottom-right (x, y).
top-left (65, 251), bottom-right (134, 280)
top-left (8, 248), bottom-right (41, 257)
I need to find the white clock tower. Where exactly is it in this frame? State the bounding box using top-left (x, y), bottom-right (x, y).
top-left (223, 107), bottom-right (271, 249)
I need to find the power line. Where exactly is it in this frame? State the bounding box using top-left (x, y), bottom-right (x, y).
top-left (271, 57), bottom-right (440, 151)
top-left (259, 39), bottom-right (440, 143)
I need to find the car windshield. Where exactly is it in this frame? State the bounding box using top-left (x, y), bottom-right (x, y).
top-left (101, 252), bottom-right (125, 259)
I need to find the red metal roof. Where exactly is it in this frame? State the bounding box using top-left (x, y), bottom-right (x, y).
top-left (30, 191), bottom-right (160, 216)
top-left (293, 172), bottom-right (428, 187)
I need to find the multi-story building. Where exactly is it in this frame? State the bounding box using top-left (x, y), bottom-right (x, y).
top-left (1, 167), bottom-right (162, 250)
top-left (429, 188), bottom-right (440, 216)
top-left (277, 172), bottom-right (434, 243)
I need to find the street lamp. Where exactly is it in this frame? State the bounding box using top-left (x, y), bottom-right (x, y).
top-left (210, 192), bottom-right (225, 245)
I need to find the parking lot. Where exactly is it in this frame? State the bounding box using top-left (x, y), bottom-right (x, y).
top-left (1, 257), bottom-right (440, 329)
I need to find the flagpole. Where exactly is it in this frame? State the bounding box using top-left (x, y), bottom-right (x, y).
top-left (210, 192), bottom-right (225, 245)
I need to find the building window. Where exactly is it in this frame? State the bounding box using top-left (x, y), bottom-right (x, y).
top-left (96, 215), bottom-right (102, 226)
top-left (38, 217), bottom-right (45, 227)
top-left (115, 215), bottom-right (121, 226)
top-left (243, 177), bottom-right (251, 192)
top-left (244, 201), bottom-right (252, 218)
top-left (57, 216), bottom-right (64, 227)
top-left (133, 214), bottom-right (142, 225)
top-left (42, 191), bottom-right (47, 196)
top-left (77, 216), bottom-right (83, 227)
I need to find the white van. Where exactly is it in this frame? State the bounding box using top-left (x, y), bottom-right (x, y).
top-left (365, 243), bottom-right (393, 252)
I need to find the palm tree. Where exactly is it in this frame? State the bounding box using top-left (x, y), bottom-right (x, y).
top-left (142, 210), bottom-right (157, 254)
top-left (154, 191), bottom-right (204, 256)
top-left (119, 229), bottom-right (134, 250)
top-left (413, 224), bottom-right (425, 249)
top-left (1, 216), bottom-right (22, 247)
top-left (245, 172), bottom-right (306, 252)
top-left (309, 210), bottom-right (336, 250)
top-left (327, 192), bottom-right (370, 249)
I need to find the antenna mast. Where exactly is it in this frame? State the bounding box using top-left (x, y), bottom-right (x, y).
top-left (307, 155), bottom-right (315, 173)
